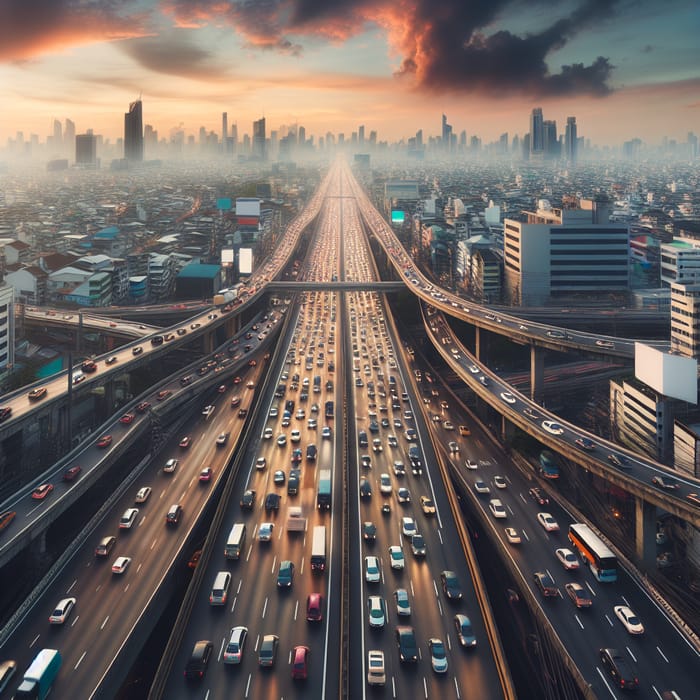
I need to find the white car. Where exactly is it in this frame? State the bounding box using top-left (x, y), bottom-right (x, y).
top-left (541, 420), bottom-right (565, 435)
top-left (135, 486), bottom-right (151, 503)
top-left (397, 487), bottom-right (411, 504)
top-left (365, 555), bottom-right (380, 583)
top-left (500, 391), bottom-right (516, 404)
top-left (49, 597), bottom-right (76, 624)
top-left (537, 512), bottom-right (560, 532)
top-left (394, 588), bottom-right (411, 616)
top-left (468, 364), bottom-right (480, 374)
top-left (263, 427), bottom-right (273, 439)
top-left (555, 548), bottom-right (579, 570)
top-left (505, 527), bottom-right (521, 544)
top-left (448, 441), bottom-right (459, 454)
top-left (256, 457), bottom-right (267, 470)
top-left (465, 459), bottom-right (478, 470)
top-left (401, 516), bottom-right (417, 537)
top-left (367, 649), bottom-right (386, 686)
top-left (489, 499), bottom-right (507, 518)
top-left (223, 625), bottom-right (248, 664)
top-left (367, 595), bottom-right (386, 628)
top-left (276, 434), bottom-right (287, 446)
top-left (307, 418), bottom-right (317, 429)
top-left (493, 475), bottom-right (507, 489)
top-left (474, 479), bottom-right (490, 494)
top-left (119, 507), bottom-right (139, 529)
top-left (111, 556), bottom-right (131, 574)
top-left (389, 545), bottom-right (405, 570)
top-left (258, 522), bottom-right (274, 541)
top-left (428, 638), bottom-right (448, 673)
top-left (163, 458), bottom-right (178, 474)
top-left (290, 429), bottom-right (301, 443)
top-left (443, 421), bottom-right (454, 430)
top-left (614, 605), bottom-right (645, 634)
top-left (379, 473), bottom-right (392, 495)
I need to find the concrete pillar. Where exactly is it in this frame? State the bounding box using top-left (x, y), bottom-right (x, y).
top-left (474, 326), bottom-right (481, 361)
top-left (530, 345), bottom-right (545, 403)
top-left (501, 414), bottom-right (517, 443)
top-left (203, 331), bottom-right (215, 354)
top-left (634, 496), bottom-right (658, 567)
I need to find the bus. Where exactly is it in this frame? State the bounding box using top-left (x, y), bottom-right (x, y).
top-left (310, 525), bottom-right (327, 573)
top-left (224, 523), bottom-right (246, 560)
top-left (539, 450), bottom-right (560, 479)
top-left (568, 523), bottom-right (617, 582)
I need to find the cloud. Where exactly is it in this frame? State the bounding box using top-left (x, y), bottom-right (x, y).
top-left (163, 0), bottom-right (621, 97)
top-left (0, 0), bottom-right (148, 62)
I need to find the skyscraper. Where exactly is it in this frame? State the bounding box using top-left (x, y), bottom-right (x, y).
top-left (565, 117), bottom-right (578, 163)
top-left (222, 112), bottom-right (228, 152)
top-left (543, 120), bottom-right (558, 157)
top-left (124, 100), bottom-right (144, 161)
top-left (253, 117), bottom-right (266, 159)
top-left (75, 133), bottom-right (97, 166)
top-left (441, 114), bottom-right (452, 151)
top-left (529, 107), bottom-right (543, 155)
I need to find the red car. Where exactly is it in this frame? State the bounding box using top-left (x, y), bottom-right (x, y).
top-left (81, 360), bottom-right (97, 373)
top-left (156, 390), bottom-right (172, 401)
top-left (0, 510), bottom-right (17, 532)
top-left (217, 384), bottom-right (226, 393)
top-left (31, 483), bottom-right (54, 500)
top-left (233, 376), bottom-right (242, 384)
top-left (96, 435), bottom-right (113, 448)
top-left (291, 646), bottom-right (310, 680)
top-left (135, 401), bottom-right (151, 413)
top-left (199, 467), bottom-right (213, 482)
top-left (119, 413), bottom-right (135, 425)
top-left (230, 396), bottom-right (241, 407)
top-left (63, 466), bottom-right (82, 482)
top-left (179, 436), bottom-right (192, 448)
top-left (0, 406), bottom-right (12, 422)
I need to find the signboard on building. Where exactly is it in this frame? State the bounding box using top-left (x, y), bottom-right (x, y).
top-left (239, 247), bottom-right (253, 275)
top-left (391, 210), bottom-right (405, 224)
top-left (216, 197), bottom-right (232, 210)
top-left (236, 198), bottom-right (261, 217)
top-left (221, 248), bottom-right (234, 265)
top-left (635, 343), bottom-right (697, 404)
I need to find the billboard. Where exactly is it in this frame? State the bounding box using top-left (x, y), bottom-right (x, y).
top-left (236, 198), bottom-right (261, 217)
top-left (391, 210), bottom-right (405, 224)
top-left (635, 343), bottom-right (697, 404)
top-left (216, 197), bottom-right (232, 210)
top-left (239, 247), bottom-right (253, 275)
top-left (221, 248), bottom-right (234, 265)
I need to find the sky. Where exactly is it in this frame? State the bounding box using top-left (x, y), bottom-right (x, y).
top-left (0, 0), bottom-right (698, 147)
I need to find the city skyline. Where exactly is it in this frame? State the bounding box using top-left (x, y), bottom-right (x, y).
top-left (0, 0), bottom-right (698, 147)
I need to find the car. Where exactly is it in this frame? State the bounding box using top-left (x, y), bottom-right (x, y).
top-left (291, 448), bottom-right (302, 464)
top-left (238, 408), bottom-right (248, 419)
top-left (28, 387), bottom-right (48, 401)
top-left (199, 467), bottom-right (213, 482)
top-left (322, 426), bottom-right (332, 439)
top-left (395, 626), bottom-right (418, 663)
top-left (276, 434), bottom-right (287, 446)
top-left (119, 507), bottom-right (139, 529)
top-left (96, 435), bottom-right (112, 448)
top-left (458, 425), bottom-right (471, 436)
top-left (565, 582), bottom-right (592, 608)
top-left (555, 548), bottom-right (579, 570)
top-left (63, 465), bottom-right (82, 482)
top-left (111, 556), bottom-right (131, 574)
top-left (365, 555), bottom-right (380, 583)
top-left (258, 634), bottom-right (279, 667)
top-left (688, 493), bottom-right (700, 506)
top-left (428, 638), bottom-right (448, 673)
top-left (494, 475), bottom-right (507, 489)
top-left (575, 436), bottom-right (596, 450)
top-left (401, 516), bottom-right (416, 537)
top-left (528, 487), bottom-right (549, 505)
top-left (533, 571), bottom-right (559, 597)
top-left (135, 486), bottom-right (152, 503)
top-left (410, 533), bottom-right (426, 556)
top-left (454, 613), bottom-right (477, 647)
top-left (166, 503), bottom-right (183, 525)
top-left (273, 470), bottom-right (285, 485)
top-left (523, 407), bottom-right (539, 420)
top-left (119, 413), bottom-right (135, 425)
top-left (537, 512), bottom-right (560, 532)
top-left (230, 396), bottom-right (241, 407)
top-left (135, 401), bottom-right (151, 413)
top-left (263, 427), bottom-right (273, 439)
top-left (216, 432), bottom-right (230, 446)
top-left (163, 458), bottom-right (178, 474)
top-left (0, 510), bottom-right (17, 532)
top-left (49, 596), bottom-right (76, 624)
top-left (607, 453), bottom-right (631, 468)
top-left (468, 364), bottom-right (480, 374)
top-left (223, 626), bottom-right (248, 664)
top-left (541, 420), bottom-right (564, 435)
top-left (599, 648), bottom-right (639, 690)
top-left (478, 375), bottom-right (490, 386)
top-left (372, 438), bottom-right (383, 453)
top-left (500, 391), bottom-right (516, 404)
top-left (367, 595), bottom-right (387, 628)
top-left (184, 639), bottom-right (212, 680)
top-left (380, 473), bottom-right (392, 495)
top-left (440, 570), bottom-right (462, 600)
top-left (652, 475), bottom-right (680, 490)
top-left (290, 429), bottom-right (301, 442)
top-left (474, 479), bottom-right (490, 495)
top-left (387, 434), bottom-right (398, 447)
top-left (258, 522), bottom-right (274, 541)
top-left (367, 650), bottom-right (386, 686)
top-left (178, 436), bottom-right (191, 448)
top-left (393, 460), bottom-right (405, 476)
top-left (31, 483), bottom-right (54, 500)
top-left (389, 545), bottom-right (405, 570)
top-left (201, 404), bottom-right (215, 418)
top-left (105, 355), bottom-right (118, 365)
top-left (394, 588), bottom-right (411, 616)
top-left (596, 339), bottom-right (615, 348)
top-left (277, 559), bottom-right (295, 587)
top-left (489, 499), bottom-right (507, 518)
top-left (291, 645), bottom-right (310, 680)
top-left (420, 495), bottom-right (436, 515)
top-left (307, 417), bottom-right (317, 429)
top-left (465, 459), bottom-right (478, 470)
top-left (265, 493), bottom-right (281, 511)
top-left (256, 456), bottom-right (267, 470)
top-left (614, 604), bottom-right (645, 634)
top-left (240, 489), bottom-right (256, 509)
top-left (360, 478), bottom-right (372, 498)
top-left (448, 441), bottom-right (459, 454)
top-left (156, 389), bottom-right (171, 401)
top-left (443, 420), bottom-right (455, 430)
top-left (94, 535), bottom-right (116, 557)
top-left (397, 487), bottom-right (411, 504)
top-left (363, 521), bottom-right (377, 541)
top-left (306, 592), bottom-right (323, 622)
top-left (505, 527), bottom-right (521, 544)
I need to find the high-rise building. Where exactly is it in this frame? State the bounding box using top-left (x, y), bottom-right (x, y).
top-left (565, 117), bottom-right (578, 163)
top-left (253, 117), bottom-right (266, 159)
top-left (64, 118), bottom-right (75, 154)
top-left (124, 99), bottom-right (144, 161)
top-left (222, 112), bottom-right (228, 151)
top-left (441, 114), bottom-right (452, 151)
top-left (358, 125), bottom-right (365, 145)
top-left (529, 107), bottom-right (543, 155)
top-left (75, 133), bottom-right (97, 166)
top-left (543, 120), bottom-right (558, 157)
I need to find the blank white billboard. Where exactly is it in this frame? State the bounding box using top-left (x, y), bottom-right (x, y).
top-left (221, 248), bottom-right (234, 264)
top-left (635, 343), bottom-right (697, 404)
top-left (236, 198), bottom-right (261, 217)
top-left (239, 247), bottom-right (253, 275)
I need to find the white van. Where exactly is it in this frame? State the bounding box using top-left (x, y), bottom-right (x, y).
top-left (209, 571), bottom-right (231, 605)
top-left (224, 523), bottom-right (246, 559)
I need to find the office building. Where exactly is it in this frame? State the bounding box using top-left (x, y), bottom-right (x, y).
top-left (660, 239), bottom-right (700, 287)
top-left (565, 117), bottom-right (578, 163)
top-left (75, 133), bottom-right (97, 167)
top-left (529, 108), bottom-right (543, 155)
top-left (670, 282), bottom-right (700, 358)
top-left (124, 99), bottom-right (144, 161)
top-left (441, 114), bottom-right (453, 152)
top-left (503, 197), bottom-right (629, 305)
top-left (0, 283), bottom-right (15, 375)
top-left (253, 117), bottom-right (266, 160)
top-left (222, 112), bottom-right (228, 151)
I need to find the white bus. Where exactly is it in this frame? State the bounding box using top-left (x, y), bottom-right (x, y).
top-left (224, 523), bottom-right (246, 560)
top-left (310, 525), bottom-right (326, 573)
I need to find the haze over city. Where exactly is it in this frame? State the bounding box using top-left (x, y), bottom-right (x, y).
top-left (1, 0), bottom-right (698, 147)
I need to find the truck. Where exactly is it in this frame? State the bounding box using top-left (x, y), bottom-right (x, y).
top-left (286, 506), bottom-right (307, 533)
top-left (317, 469), bottom-right (332, 510)
top-left (15, 648), bottom-right (61, 699)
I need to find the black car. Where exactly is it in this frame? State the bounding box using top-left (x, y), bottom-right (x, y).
top-left (265, 493), bottom-right (281, 512)
top-left (184, 640), bottom-right (213, 680)
top-left (395, 626), bottom-right (418, 663)
top-left (528, 487), bottom-right (549, 506)
top-left (240, 489), bottom-right (256, 510)
top-left (599, 648), bottom-right (639, 690)
top-left (440, 570), bottom-right (462, 600)
top-left (363, 521), bottom-right (377, 541)
top-left (0, 407), bottom-right (11, 422)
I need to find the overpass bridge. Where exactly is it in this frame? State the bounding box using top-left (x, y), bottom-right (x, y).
top-left (265, 280), bottom-right (406, 291)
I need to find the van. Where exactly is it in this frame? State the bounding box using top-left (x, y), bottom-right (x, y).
top-left (166, 504), bottom-right (183, 525)
top-left (72, 371), bottom-right (85, 385)
top-left (224, 523), bottom-right (246, 559)
top-left (209, 571), bottom-right (231, 605)
top-left (95, 535), bottom-right (116, 557)
top-left (184, 640), bottom-right (213, 680)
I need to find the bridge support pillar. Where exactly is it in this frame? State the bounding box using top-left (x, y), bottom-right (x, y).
top-left (474, 326), bottom-right (481, 361)
top-left (203, 330), bottom-right (215, 354)
top-left (635, 496), bottom-right (658, 567)
top-left (500, 415), bottom-right (517, 444)
top-left (530, 345), bottom-right (545, 403)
